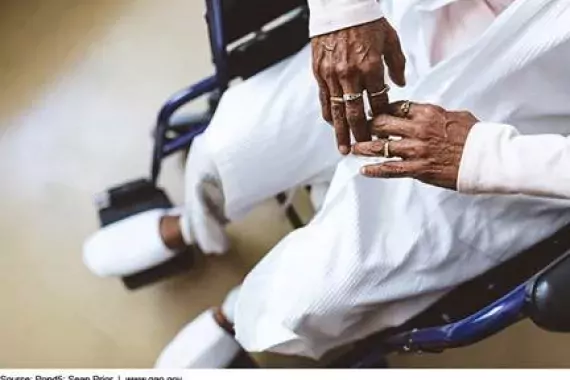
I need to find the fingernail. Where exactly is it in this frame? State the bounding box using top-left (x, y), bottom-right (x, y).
top-left (339, 145), bottom-right (350, 155)
top-left (360, 167), bottom-right (368, 176)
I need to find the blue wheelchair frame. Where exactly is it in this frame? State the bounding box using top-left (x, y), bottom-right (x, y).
top-left (109, 0), bottom-right (570, 367)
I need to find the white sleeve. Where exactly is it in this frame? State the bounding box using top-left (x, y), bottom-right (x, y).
top-left (457, 122), bottom-right (570, 199)
top-left (307, 0), bottom-right (384, 37)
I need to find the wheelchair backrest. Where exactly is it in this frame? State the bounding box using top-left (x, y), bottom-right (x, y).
top-left (205, 0), bottom-right (309, 82)
top-left (219, 0), bottom-right (307, 44)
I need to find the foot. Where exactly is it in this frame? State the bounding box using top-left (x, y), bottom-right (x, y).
top-left (155, 286), bottom-right (242, 368)
top-left (83, 209), bottom-right (189, 277)
top-left (155, 307), bottom-right (241, 368)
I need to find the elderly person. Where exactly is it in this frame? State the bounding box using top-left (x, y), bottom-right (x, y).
top-left (229, 0), bottom-right (570, 361)
top-left (89, 0), bottom-right (570, 368)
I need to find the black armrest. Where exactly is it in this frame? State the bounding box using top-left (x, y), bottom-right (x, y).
top-left (227, 7), bottom-right (308, 79)
top-left (527, 250), bottom-right (570, 332)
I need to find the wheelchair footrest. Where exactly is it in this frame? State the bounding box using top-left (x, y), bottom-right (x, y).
top-left (96, 178), bottom-right (194, 290)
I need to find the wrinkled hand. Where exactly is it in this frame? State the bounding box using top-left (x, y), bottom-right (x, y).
top-left (311, 18), bottom-right (406, 155)
top-left (352, 102), bottom-right (479, 190)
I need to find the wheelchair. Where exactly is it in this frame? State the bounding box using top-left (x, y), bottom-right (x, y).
top-left (93, 0), bottom-right (570, 368)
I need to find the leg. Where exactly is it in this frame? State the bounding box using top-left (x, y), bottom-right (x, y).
top-left (154, 287), bottom-right (242, 368)
top-left (154, 285), bottom-right (354, 368)
top-left (83, 44), bottom-right (339, 275)
top-left (193, 44), bottom-right (340, 222)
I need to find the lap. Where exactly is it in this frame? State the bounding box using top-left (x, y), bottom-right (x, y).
top-left (234, 155), bottom-right (570, 359)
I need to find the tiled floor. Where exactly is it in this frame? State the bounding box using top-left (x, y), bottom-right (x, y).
top-left (1, 0), bottom-right (568, 368)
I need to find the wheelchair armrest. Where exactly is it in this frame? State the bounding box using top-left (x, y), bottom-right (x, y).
top-left (330, 284), bottom-right (528, 368)
top-left (527, 250), bottom-right (570, 333)
top-left (156, 76), bottom-right (219, 127)
top-left (384, 283), bottom-right (527, 354)
top-left (152, 75), bottom-right (220, 183)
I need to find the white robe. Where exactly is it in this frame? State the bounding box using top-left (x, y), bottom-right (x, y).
top-left (233, 0), bottom-right (570, 359)
top-left (181, 46), bottom-right (341, 254)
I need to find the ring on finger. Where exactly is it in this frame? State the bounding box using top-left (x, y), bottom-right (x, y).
top-left (383, 140), bottom-right (390, 158)
top-left (400, 100), bottom-right (412, 118)
top-left (343, 93), bottom-right (363, 102)
top-left (330, 96), bottom-right (345, 104)
top-left (369, 84), bottom-right (391, 98)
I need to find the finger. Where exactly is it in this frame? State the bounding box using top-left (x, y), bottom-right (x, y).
top-left (352, 139), bottom-right (425, 159)
top-left (360, 160), bottom-right (427, 178)
top-left (339, 76), bottom-right (369, 143)
top-left (371, 114), bottom-right (420, 138)
top-left (312, 50), bottom-right (333, 124)
top-left (351, 139), bottom-right (389, 157)
top-left (328, 77), bottom-right (351, 154)
top-left (383, 27), bottom-right (407, 87)
top-left (318, 82), bottom-right (332, 123)
top-left (364, 60), bottom-right (389, 117)
top-left (331, 102), bottom-right (351, 154)
top-left (321, 58), bottom-right (351, 153)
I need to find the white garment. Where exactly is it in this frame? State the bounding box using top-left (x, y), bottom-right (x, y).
top-left (181, 46), bottom-right (340, 254)
top-left (234, 0), bottom-right (570, 359)
top-left (83, 209), bottom-right (175, 277)
top-left (306, 0), bottom-right (514, 37)
top-left (459, 122), bottom-right (570, 199)
top-left (155, 309), bottom-right (241, 368)
top-left (307, 0), bottom-right (384, 37)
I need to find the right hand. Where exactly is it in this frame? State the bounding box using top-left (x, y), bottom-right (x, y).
top-left (311, 18), bottom-right (406, 154)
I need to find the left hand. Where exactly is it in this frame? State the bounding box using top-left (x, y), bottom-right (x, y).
top-left (352, 102), bottom-right (479, 190)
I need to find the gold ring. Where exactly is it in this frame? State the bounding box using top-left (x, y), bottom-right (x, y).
top-left (330, 96), bottom-right (344, 104)
top-left (369, 84), bottom-right (391, 98)
top-left (401, 100), bottom-right (412, 118)
top-left (383, 140), bottom-right (390, 158)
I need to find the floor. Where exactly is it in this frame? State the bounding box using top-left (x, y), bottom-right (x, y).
top-left (0, 0), bottom-right (568, 368)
